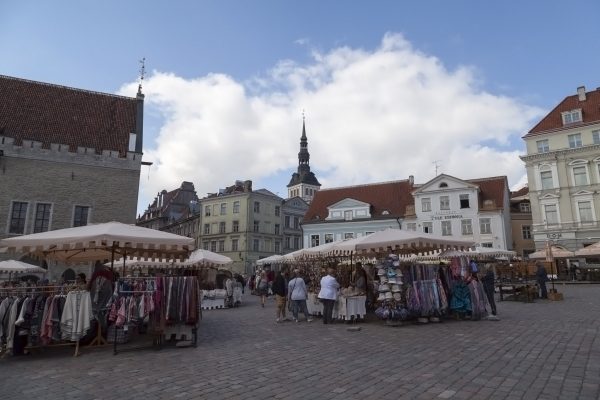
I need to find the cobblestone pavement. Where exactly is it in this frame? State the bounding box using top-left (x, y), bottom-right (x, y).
top-left (1, 284), bottom-right (599, 400)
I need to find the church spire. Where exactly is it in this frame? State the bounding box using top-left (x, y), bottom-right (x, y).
top-left (298, 113), bottom-right (310, 167)
top-left (287, 114), bottom-right (321, 197)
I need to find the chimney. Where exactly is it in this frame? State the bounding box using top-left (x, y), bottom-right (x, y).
top-left (244, 180), bottom-right (252, 192)
top-left (577, 86), bottom-right (586, 101)
top-left (408, 175), bottom-right (414, 186)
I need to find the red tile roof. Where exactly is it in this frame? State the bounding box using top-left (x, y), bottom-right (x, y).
top-left (525, 87), bottom-right (600, 137)
top-left (303, 180), bottom-right (414, 223)
top-left (510, 186), bottom-right (529, 198)
top-left (303, 176), bottom-right (508, 223)
top-left (466, 176), bottom-right (508, 210)
top-left (0, 75), bottom-right (138, 156)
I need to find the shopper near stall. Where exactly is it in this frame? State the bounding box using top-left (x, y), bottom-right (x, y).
top-left (257, 271), bottom-right (269, 307)
top-left (480, 267), bottom-right (497, 316)
top-left (288, 269), bottom-right (312, 322)
top-left (536, 263), bottom-right (549, 299)
top-left (318, 267), bottom-right (340, 324)
top-left (272, 268), bottom-right (289, 322)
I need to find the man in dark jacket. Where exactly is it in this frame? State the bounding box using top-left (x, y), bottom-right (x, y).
top-left (480, 268), bottom-right (497, 316)
top-left (536, 263), bottom-right (549, 299)
top-left (272, 269), bottom-right (289, 322)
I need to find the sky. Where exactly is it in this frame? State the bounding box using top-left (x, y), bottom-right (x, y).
top-left (2, 1), bottom-right (600, 215)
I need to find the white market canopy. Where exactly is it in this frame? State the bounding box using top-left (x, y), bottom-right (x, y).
top-left (0, 260), bottom-right (47, 274)
top-left (180, 249), bottom-right (233, 267)
top-left (575, 242), bottom-right (600, 257)
top-left (414, 246), bottom-right (516, 261)
top-left (256, 254), bottom-right (284, 266)
top-left (353, 229), bottom-right (475, 255)
top-left (0, 221), bottom-right (195, 263)
top-left (282, 248), bottom-right (309, 262)
top-left (528, 245), bottom-right (574, 260)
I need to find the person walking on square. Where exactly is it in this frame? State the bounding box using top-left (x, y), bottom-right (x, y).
top-left (536, 263), bottom-right (549, 299)
top-left (480, 267), bottom-right (497, 317)
top-left (288, 269), bottom-right (313, 322)
top-left (318, 267), bottom-right (339, 324)
top-left (257, 271), bottom-right (269, 308)
top-left (272, 268), bottom-right (289, 322)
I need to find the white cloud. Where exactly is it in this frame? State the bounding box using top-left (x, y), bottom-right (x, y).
top-left (118, 33), bottom-right (544, 211)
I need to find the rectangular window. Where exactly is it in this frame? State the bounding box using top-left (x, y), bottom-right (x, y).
top-left (481, 242), bottom-right (493, 248)
top-left (344, 232), bottom-right (354, 240)
top-left (519, 203), bottom-right (531, 213)
top-left (578, 201), bottom-right (594, 223)
top-left (365, 231), bottom-right (375, 236)
top-left (218, 240), bottom-right (225, 252)
top-left (422, 222), bottom-right (433, 234)
top-left (294, 237), bottom-right (300, 249)
top-left (562, 110), bottom-right (582, 125)
top-left (204, 205), bottom-right (211, 216)
top-left (253, 239), bottom-right (260, 252)
top-left (459, 194), bottom-right (470, 209)
top-left (540, 170), bottom-right (553, 190)
top-left (422, 198), bottom-right (431, 212)
top-left (310, 234), bottom-right (320, 247)
top-left (264, 240), bottom-right (271, 252)
top-left (275, 206), bottom-right (280, 217)
top-left (274, 241), bottom-right (280, 253)
top-left (285, 236), bottom-right (291, 249)
top-left (568, 133), bottom-right (583, 148)
top-left (344, 210), bottom-right (353, 221)
top-left (284, 216), bottom-right (291, 228)
top-left (479, 218), bottom-right (492, 234)
top-left (212, 204), bottom-right (218, 216)
top-left (544, 204), bottom-right (558, 225)
top-left (253, 201), bottom-right (260, 213)
top-left (9, 201), bottom-right (28, 234)
top-left (536, 139), bottom-right (549, 153)
top-left (233, 201), bottom-right (240, 214)
top-left (253, 221), bottom-right (259, 233)
top-left (220, 203), bottom-right (227, 215)
top-left (593, 130), bottom-right (600, 145)
top-left (440, 196), bottom-right (450, 210)
top-left (33, 203), bottom-right (52, 233)
top-left (232, 220), bottom-right (239, 233)
top-left (461, 219), bottom-right (473, 235)
top-left (406, 223), bottom-right (417, 231)
top-left (231, 239), bottom-right (238, 252)
top-left (293, 217), bottom-right (299, 229)
top-left (441, 220), bottom-right (452, 236)
top-left (204, 224), bottom-right (210, 234)
top-left (203, 241), bottom-right (209, 250)
top-left (219, 221), bottom-right (226, 234)
top-left (73, 205), bottom-right (89, 227)
top-left (324, 233), bottom-right (334, 243)
top-left (274, 224), bottom-right (280, 235)
top-left (573, 166), bottom-right (589, 186)
top-left (210, 241), bottom-right (217, 252)
top-left (522, 225), bottom-right (532, 239)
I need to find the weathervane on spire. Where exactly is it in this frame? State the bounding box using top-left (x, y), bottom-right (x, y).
top-left (138, 57), bottom-right (146, 93)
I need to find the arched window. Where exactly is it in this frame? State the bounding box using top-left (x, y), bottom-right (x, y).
top-left (439, 182), bottom-right (448, 188)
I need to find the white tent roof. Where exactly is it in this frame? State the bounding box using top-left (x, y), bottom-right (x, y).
top-left (256, 255), bottom-right (284, 266)
top-left (415, 247), bottom-right (516, 261)
top-left (0, 260), bottom-right (47, 274)
top-left (353, 229), bottom-right (475, 255)
top-left (282, 248), bottom-right (308, 262)
top-left (180, 249), bottom-right (233, 267)
top-left (529, 245), bottom-right (574, 259)
top-left (575, 242), bottom-right (600, 257)
top-left (0, 221), bottom-right (195, 262)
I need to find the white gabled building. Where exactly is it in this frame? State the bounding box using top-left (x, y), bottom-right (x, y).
top-left (403, 174), bottom-right (512, 250)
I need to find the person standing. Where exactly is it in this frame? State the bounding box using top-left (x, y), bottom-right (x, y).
top-left (257, 271), bottom-right (269, 308)
top-left (272, 269), bottom-right (288, 322)
top-left (536, 263), bottom-right (549, 299)
top-left (318, 267), bottom-right (339, 324)
top-left (480, 267), bottom-right (497, 316)
top-left (288, 269), bottom-right (312, 322)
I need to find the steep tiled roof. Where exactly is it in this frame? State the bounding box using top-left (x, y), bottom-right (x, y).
top-left (0, 75), bottom-right (138, 156)
top-left (466, 176), bottom-right (508, 210)
top-left (510, 186), bottom-right (529, 198)
top-left (303, 180), bottom-right (414, 223)
top-left (525, 87), bottom-right (600, 137)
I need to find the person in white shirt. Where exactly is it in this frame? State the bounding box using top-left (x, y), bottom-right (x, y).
top-left (318, 267), bottom-right (339, 324)
top-left (288, 269), bottom-right (313, 322)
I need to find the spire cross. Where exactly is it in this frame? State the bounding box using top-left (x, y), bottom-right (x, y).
top-left (138, 57), bottom-right (146, 92)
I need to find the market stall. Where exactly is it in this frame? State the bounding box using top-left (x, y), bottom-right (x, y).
top-left (0, 222), bottom-right (196, 356)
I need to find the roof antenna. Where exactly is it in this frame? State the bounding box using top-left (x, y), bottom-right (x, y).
top-left (433, 160), bottom-right (441, 176)
top-left (138, 57), bottom-right (146, 94)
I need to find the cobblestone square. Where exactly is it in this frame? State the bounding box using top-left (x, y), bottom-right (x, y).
top-left (1, 285), bottom-right (599, 400)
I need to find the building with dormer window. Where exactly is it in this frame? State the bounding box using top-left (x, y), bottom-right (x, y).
top-left (521, 85), bottom-right (600, 251)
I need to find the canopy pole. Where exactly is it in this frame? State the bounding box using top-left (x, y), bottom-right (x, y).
top-left (110, 242), bottom-right (116, 278)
